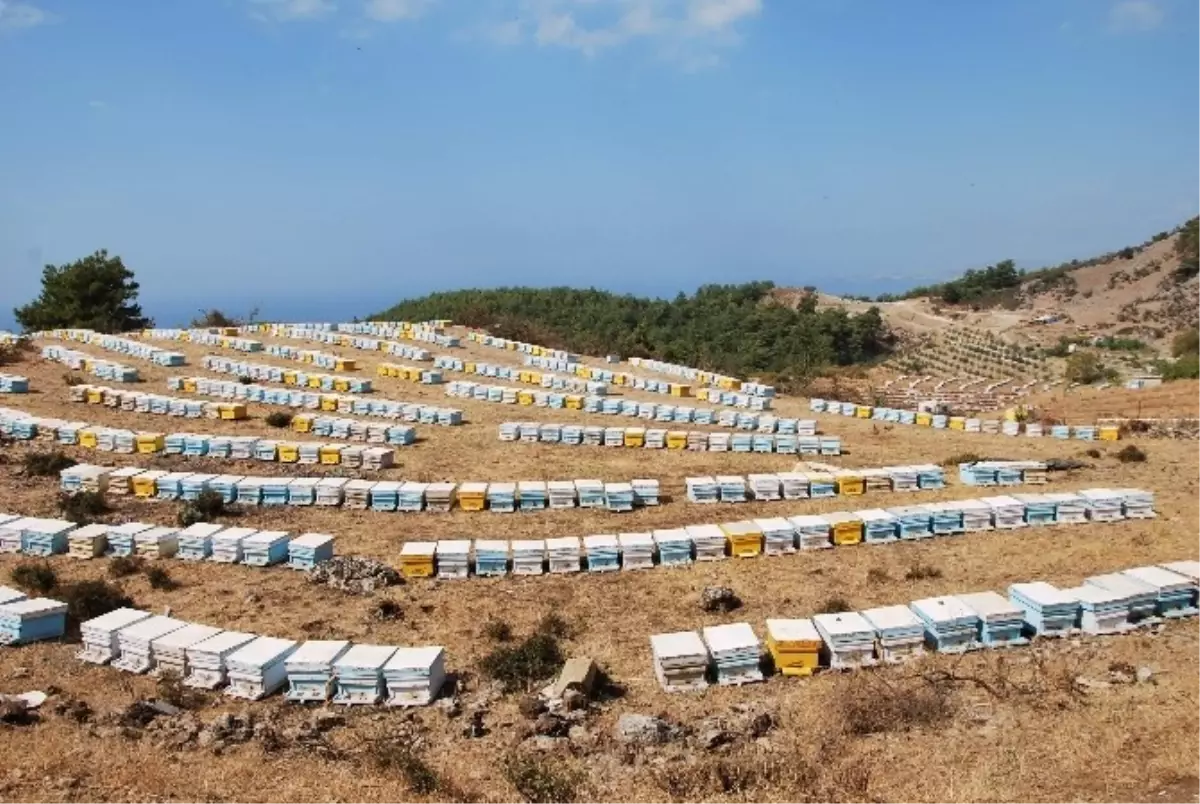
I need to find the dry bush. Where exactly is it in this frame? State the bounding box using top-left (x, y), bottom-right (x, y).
top-left (480, 632), bottom-right (563, 693)
top-left (866, 567), bottom-right (891, 584)
top-left (839, 675), bottom-right (956, 736)
top-left (265, 411), bottom-right (293, 428)
top-left (107, 556), bottom-right (144, 578)
top-left (942, 452), bottom-right (982, 466)
top-left (145, 566), bottom-right (178, 591)
top-left (503, 753), bottom-right (582, 803)
top-left (483, 618), bottom-right (513, 642)
top-left (1117, 444), bottom-right (1147, 463)
top-left (904, 563), bottom-right (944, 581)
top-left (59, 580), bottom-right (134, 624)
top-left (370, 737), bottom-right (440, 795)
top-left (58, 491), bottom-right (109, 525)
top-left (177, 489), bottom-right (226, 528)
top-left (156, 671), bottom-right (207, 709)
top-left (10, 561), bottom-right (58, 594)
top-left (818, 597), bottom-right (853, 614)
top-left (654, 747), bottom-right (870, 803)
top-left (23, 450), bottom-right (76, 477)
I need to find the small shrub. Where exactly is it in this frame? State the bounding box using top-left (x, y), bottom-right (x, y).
top-left (481, 632), bottom-right (564, 692)
top-left (11, 562), bottom-right (58, 594)
top-left (237, 375), bottom-right (253, 385)
top-left (177, 489), bottom-right (225, 527)
top-left (483, 618), bottom-right (513, 642)
top-left (107, 556), bottom-right (144, 578)
top-left (61, 372), bottom-right (86, 386)
top-left (0, 698), bottom-right (38, 726)
top-left (58, 491), bottom-right (110, 525)
top-left (840, 678), bottom-right (955, 735)
top-left (1084, 448), bottom-right (1102, 459)
top-left (536, 612), bottom-right (572, 639)
top-left (59, 579), bottom-right (134, 623)
top-left (866, 567), bottom-right (890, 584)
top-left (145, 566), bottom-right (177, 591)
top-left (156, 671), bottom-right (207, 709)
top-left (371, 599), bottom-right (402, 621)
top-left (941, 452), bottom-right (981, 467)
top-left (904, 564), bottom-right (943, 581)
top-left (23, 450), bottom-right (76, 477)
top-left (265, 411), bottom-right (293, 428)
top-left (818, 597), bottom-right (853, 614)
top-left (371, 737), bottom-right (439, 794)
top-left (503, 753), bottom-right (582, 803)
top-left (1116, 445), bottom-right (1146, 463)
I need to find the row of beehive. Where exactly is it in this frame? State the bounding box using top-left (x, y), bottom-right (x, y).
top-left (35, 328), bottom-right (186, 366)
top-left (684, 465), bottom-right (955, 504)
top-left (0, 373), bottom-right (29, 393)
top-left (0, 513), bottom-right (333, 569)
top-left (40, 345), bottom-right (139, 382)
top-left (497, 421), bottom-right (841, 455)
top-left (528, 354), bottom-right (774, 408)
top-left (652, 559), bottom-right (1199, 690)
top-left (67, 465), bottom-right (656, 513)
top-left (71, 383), bottom-right (247, 419)
top-left (330, 321), bottom-right (459, 348)
top-left (390, 488), bottom-right (1154, 578)
top-left (377, 362), bottom-right (443, 384)
top-left (436, 356), bottom-right (609, 395)
top-left (0, 408), bottom-right (398, 467)
top-left (242, 324), bottom-right (433, 361)
top-left (140, 328), bottom-right (263, 351)
top-left (810, 398), bottom-right (1121, 441)
top-left (170, 376), bottom-right (464, 425)
top-left (265, 343), bottom-right (357, 371)
top-left (201, 356), bottom-right (372, 393)
top-left (70, 605), bottom-right (445, 705)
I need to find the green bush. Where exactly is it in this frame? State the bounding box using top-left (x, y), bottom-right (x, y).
top-left (107, 556), bottom-right (144, 578)
top-left (58, 491), bottom-right (110, 525)
top-left (483, 618), bottom-right (513, 642)
top-left (58, 580), bottom-right (134, 623)
top-left (145, 566), bottom-right (177, 591)
top-left (265, 411), bottom-right (293, 428)
top-left (818, 597), bottom-right (852, 614)
top-left (371, 737), bottom-right (440, 794)
top-left (177, 489), bottom-right (226, 528)
top-left (14, 249), bottom-right (151, 333)
top-left (1116, 445), bottom-right (1146, 463)
top-left (480, 632), bottom-right (564, 692)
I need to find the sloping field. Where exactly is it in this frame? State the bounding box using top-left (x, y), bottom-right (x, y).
top-left (0, 326), bottom-right (1197, 803)
top-left (1028, 381), bottom-right (1200, 423)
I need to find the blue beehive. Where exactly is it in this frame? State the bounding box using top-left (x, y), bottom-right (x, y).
top-left (0, 597), bottom-right (68, 645)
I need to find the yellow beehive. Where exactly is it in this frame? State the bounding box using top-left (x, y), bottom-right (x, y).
top-left (916, 412), bottom-right (933, 427)
top-left (319, 445), bottom-right (342, 465)
top-left (855, 405), bottom-right (872, 419)
top-left (464, 362), bottom-right (476, 374)
top-left (219, 403), bottom-right (247, 420)
top-left (320, 395), bottom-right (338, 411)
top-left (765, 619), bottom-right (823, 677)
top-left (517, 390), bottom-right (534, 406)
top-left (666, 431), bottom-right (688, 449)
top-left (220, 327), bottom-right (238, 336)
top-left (277, 442), bottom-right (300, 463)
top-left (613, 374), bottom-right (627, 386)
top-left (307, 376), bottom-right (322, 388)
top-left (835, 471), bottom-right (865, 496)
top-left (292, 414), bottom-right (314, 433)
top-left (518, 371), bottom-right (530, 384)
top-left (695, 387), bottom-right (711, 402)
top-left (132, 473), bottom-right (159, 498)
top-left (86, 387), bottom-right (104, 404)
top-left (721, 521), bottom-right (763, 558)
top-left (565, 395), bottom-right (583, 410)
top-left (79, 429), bottom-right (98, 449)
top-left (333, 379), bottom-right (350, 392)
top-left (283, 371), bottom-right (297, 385)
top-left (1099, 425), bottom-right (1121, 441)
top-left (949, 416), bottom-right (966, 431)
top-left (624, 428), bottom-right (645, 448)
top-left (529, 371), bottom-right (542, 384)
top-left (670, 384), bottom-right (692, 397)
top-left (826, 513), bottom-right (863, 546)
top-left (182, 378), bottom-right (197, 393)
top-left (377, 364), bottom-right (390, 377)
top-left (136, 433), bottom-right (164, 454)
top-left (575, 365), bottom-right (588, 378)
top-left (457, 492), bottom-right (486, 512)
top-left (505, 342), bottom-right (516, 351)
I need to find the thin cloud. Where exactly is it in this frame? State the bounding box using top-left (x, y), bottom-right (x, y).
top-left (1108, 0), bottom-right (1164, 32)
top-left (247, 0), bottom-right (337, 22)
top-left (480, 0), bottom-right (763, 67)
top-left (364, 0), bottom-right (435, 22)
top-left (88, 99), bottom-right (108, 109)
top-left (0, 0), bottom-right (53, 31)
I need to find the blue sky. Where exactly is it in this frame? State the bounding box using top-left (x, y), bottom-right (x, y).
top-left (1, 0), bottom-right (1196, 328)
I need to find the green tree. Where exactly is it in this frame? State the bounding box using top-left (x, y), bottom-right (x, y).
top-left (1172, 327), bottom-right (1199, 358)
top-left (15, 250), bottom-right (151, 333)
top-left (1064, 351), bottom-right (1105, 384)
top-left (1174, 217), bottom-right (1199, 280)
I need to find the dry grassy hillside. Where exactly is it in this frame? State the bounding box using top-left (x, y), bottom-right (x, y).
top-left (0, 328), bottom-right (1197, 803)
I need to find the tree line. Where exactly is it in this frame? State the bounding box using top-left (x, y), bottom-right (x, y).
top-left (373, 282), bottom-right (893, 383)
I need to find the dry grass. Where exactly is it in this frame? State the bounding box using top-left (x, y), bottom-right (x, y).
top-left (0, 328), bottom-right (1195, 802)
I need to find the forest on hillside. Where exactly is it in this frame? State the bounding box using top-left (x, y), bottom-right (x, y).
top-left (373, 283), bottom-right (891, 381)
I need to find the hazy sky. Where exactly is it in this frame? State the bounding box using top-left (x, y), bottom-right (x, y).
top-left (1, 0), bottom-right (1197, 327)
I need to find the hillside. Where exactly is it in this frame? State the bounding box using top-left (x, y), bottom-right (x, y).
top-left (371, 283), bottom-right (891, 383)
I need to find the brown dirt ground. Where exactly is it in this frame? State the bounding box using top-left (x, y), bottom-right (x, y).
top-left (0, 330), bottom-right (1197, 803)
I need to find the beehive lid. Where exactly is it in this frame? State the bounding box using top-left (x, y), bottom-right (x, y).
top-left (190, 630), bottom-right (257, 655)
top-left (335, 644), bottom-right (397, 670)
top-left (812, 611), bottom-right (873, 636)
top-left (71, 524), bottom-right (110, 540)
top-left (136, 526), bottom-right (179, 543)
top-left (651, 631), bottom-right (707, 659)
top-left (753, 517), bottom-right (792, 532)
top-left (956, 591), bottom-right (1020, 618)
top-left (459, 482), bottom-right (488, 493)
top-left (651, 528), bottom-right (689, 544)
top-left (316, 477), bottom-right (349, 488)
top-left (474, 539), bottom-right (508, 553)
top-left (1087, 572), bottom-right (1154, 597)
top-left (214, 527), bottom-right (257, 543)
top-left (154, 623), bottom-right (222, 650)
top-left (857, 509), bottom-right (896, 522)
top-left (289, 477), bottom-right (320, 488)
top-left (861, 605), bottom-right (922, 630)
top-left (228, 636), bottom-right (297, 667)
top-left (384, 646), bottom-right (444, 671)
top-left (179, 523), bottom-right (225, 539)
top-left (81, 607), bottom-right (150, 633)
top-left (685, 524), bottom-right (724, 541)
top-left (1122, 566), bottom-right (1193, 590)
top-left (911, 596), bottom-right (976, 623)
top-left (1, 598), bottom-right (68, 617)
top-left (291, 532), bottom-right (333, 549)
top-left (765, 618), bottom-right (820, 642)
top-left (511, 539), bottom-right (546, 551)
top-left (436, 539), bottom-right (471, 555)
top-left (702, 622), bottom-right (759, 651)
top-left (288, 640), bottom-right (351, 666)
top-left (109, 522), bottom-right (155, 536)
top-left (821, 511), bottom-right (862, 526)
top-left (400, 541), bottom-right (437, 557)
top-left (585, 533), bottom-right (621, 549)
top-left (243, 530), bottom-right (290, 547)
top-left (119, 615), bottom-right (187, 642)
top-left (1010, 581), bottom-right (1075, 606)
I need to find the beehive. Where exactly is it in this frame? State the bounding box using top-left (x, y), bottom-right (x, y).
top-left (399, 542), bottom-right (436, 578)
top-left (720, 521), bottom-right (763, 558)
top-left (765, 618), bottom-right (822, 677)
top-left (824, 512), bottom-right (863, 546)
